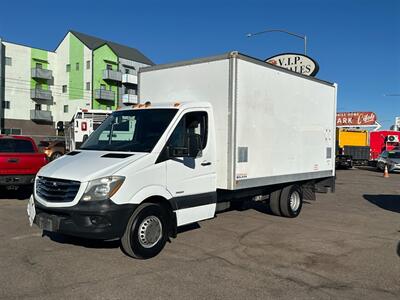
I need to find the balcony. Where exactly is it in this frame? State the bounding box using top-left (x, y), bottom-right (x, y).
top-left (122, 94), bottom-right (138, 104)
top-left (103, 69), bottom-right (122, 82)
top-left (30, 110), bottom-right (53, 123)
top-left (122, 74), bottom-right (138, 85)
top-left (31, 67), bottom-right (53, 80)
top-left (31, 88), bottom-right (53, 104)
top-left (94, 89), bottom-right (115, 102)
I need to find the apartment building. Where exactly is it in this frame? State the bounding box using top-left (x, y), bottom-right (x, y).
top-left (0, 31), bottom-right (153, 136)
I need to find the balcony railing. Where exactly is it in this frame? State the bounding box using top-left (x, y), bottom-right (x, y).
top-left (94, 89), bottom-right (115, 102)
top-left (103, 69), bottom-right (122, 82)
top-left (31, 67), bottom-right (53, 80)
top-left (122, 94), bottom-right (138, 104)
top-left (30, 110), bottom-right (53, 123)
top-left (122, 74), bottom-right (138, 85)
top-left (31, 88), bottom-right (53, 103)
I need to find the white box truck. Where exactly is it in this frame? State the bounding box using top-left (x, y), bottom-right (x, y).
top-left (27, 52), bottom-right (337, 259)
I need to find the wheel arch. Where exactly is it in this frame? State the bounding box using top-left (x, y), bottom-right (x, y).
top-left (141, 195), bottom-right (177, 239)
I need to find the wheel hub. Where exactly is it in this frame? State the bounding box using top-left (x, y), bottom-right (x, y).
top-left (138, 216), bottom-right (162, 248)
top-left (290, 191), bottom-right (301, 211)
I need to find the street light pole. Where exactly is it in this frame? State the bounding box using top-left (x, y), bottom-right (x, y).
top-left (246, 29), bottom-right (307, 55)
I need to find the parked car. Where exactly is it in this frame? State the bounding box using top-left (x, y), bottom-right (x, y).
top-left (376, 150), bottom-right (400, 172)
top-left (335, 155), bottom-right (353, 169)
top-left (0, 135), bottom-right (48, 189)
top-left (40, 140), bottom-right (66, 161)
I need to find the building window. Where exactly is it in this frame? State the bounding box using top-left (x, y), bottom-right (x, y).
top-left (86, 60), bottom-right (90, 69)
top-left (76, 62), bottom-right (79, 71)
top-left (36, 62), bottom-right (43, 69)
top-left (62, 85), bottom-right (67, 93)
top-left (106, 64), bottom-right (113, 70)
top-left (86, 82), bottom-right (90, 91)
top-left (35, 83), bottom-right (42, 90)
top-left (5, 57), bottom-right (12, 66)
top-left (100, 84), bottom-right (106, 90)
top-left (35, 104), bottom-right (41, 111)
top-left (1, 128), bottom-right (21, 135)
top-left (66, 64), bottom-right (71, 72)
top-left (64, 105), bottom-right (68, 113)
top-left (125, 68), bottom-right (130, 74)
top-left (2, 101), bottom-right (10, 109)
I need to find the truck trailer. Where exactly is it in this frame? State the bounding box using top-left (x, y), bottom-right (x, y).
top-left (27, 52), bottom-right (337, 259)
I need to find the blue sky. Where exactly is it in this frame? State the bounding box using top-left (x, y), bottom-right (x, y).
top-left (1, 0), bottom-right (399, 128)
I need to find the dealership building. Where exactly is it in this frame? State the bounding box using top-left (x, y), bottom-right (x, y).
top-left (0, 31), bottom-right (153, 136)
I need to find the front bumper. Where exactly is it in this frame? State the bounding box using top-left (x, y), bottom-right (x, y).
top-left (33, 197), bottom-right (136, 240)
top-left (0, 175), bottom-right (35, 186)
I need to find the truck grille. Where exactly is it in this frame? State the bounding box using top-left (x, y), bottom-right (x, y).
top-left (36, 176), bottom-right (80, 202)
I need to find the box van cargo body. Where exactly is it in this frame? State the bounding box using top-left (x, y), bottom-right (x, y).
top-left (139, 52), bottom-right (337, 190)
top-left (28, 52), bottom-right (337, 259)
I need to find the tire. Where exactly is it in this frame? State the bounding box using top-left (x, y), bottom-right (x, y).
top-left (50, 152), bottom-right (63, 161)
top-left (269, 189), bottom-right (281, 216)
top-left (121, 203), bottom-right (168, 259)
top-left (279, 185), bottom-right (303, 218)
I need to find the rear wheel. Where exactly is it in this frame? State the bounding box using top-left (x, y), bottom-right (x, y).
top-left (50, 152), bottom-right (62, 161)
top-left (121, 203), bottom-right (168, 259)
top-left (269, 189), bottom-right (281, 216)
top-left (279, 185), bottom-right (303, 218)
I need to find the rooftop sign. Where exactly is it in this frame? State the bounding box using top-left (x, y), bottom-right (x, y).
top-left (265, 53), bottom-right (319, 77)
top-left (336, 112), bottom-right (377, 127)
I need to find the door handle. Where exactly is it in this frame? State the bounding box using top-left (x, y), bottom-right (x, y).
top-left (201, 161), bottom-right (212, 166)
top-left (8, 158), bottom-right (19, 163)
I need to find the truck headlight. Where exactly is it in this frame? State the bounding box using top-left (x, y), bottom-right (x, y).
top-left (81, 176), bottom-right (125, 201)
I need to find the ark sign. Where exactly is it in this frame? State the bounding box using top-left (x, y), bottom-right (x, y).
top-left (336, 112), bottom-right (377, 127)
top-left (265, 53), bottom-right (319, 77)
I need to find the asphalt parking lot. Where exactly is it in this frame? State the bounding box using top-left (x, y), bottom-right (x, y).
top-left (0, 168), bottom-right (399, 299)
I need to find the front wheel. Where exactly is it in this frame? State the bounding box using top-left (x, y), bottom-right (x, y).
top-left (121, 203), bottom-right (168, 259)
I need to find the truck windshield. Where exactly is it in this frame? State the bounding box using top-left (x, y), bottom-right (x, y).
top-left (80, 109), bottom-right (177, 152)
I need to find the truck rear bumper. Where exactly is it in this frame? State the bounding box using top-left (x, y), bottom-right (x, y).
top-left (0, 174), bottom-right (35, 186)
top-left (33, 197), bottom-right (136, 240)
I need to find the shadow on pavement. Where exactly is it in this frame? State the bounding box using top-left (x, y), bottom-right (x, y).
top-left (397, 241), bottom-right (400, 258)
top-left (43, 231), bottom-right (120, 249)
top-left (177, 222), bottom-right (201, 234)
top-left (363, 194), bottom-right (400, 213)
top-left (0, 187), bottom-right (33, 200)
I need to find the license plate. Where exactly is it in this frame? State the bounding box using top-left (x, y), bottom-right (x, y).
top-left (37, 215), bottom-right (55, 232)
top-left (27, 196), bottom-right (36, 227)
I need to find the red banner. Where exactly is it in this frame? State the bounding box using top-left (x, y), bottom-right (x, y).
top-left (336, 112), bottom-right (377, 126)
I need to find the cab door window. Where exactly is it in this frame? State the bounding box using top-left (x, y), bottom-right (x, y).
top-left (168, 111), bottom-right (208, 150)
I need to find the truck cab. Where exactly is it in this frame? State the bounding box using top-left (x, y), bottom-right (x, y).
top-left (29, 102), bottom-right (217, 258)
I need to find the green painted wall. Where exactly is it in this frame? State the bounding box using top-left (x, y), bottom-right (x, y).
top-left (31, 48), bottom-right (49, 90)
top-left (93, 44), bottom-right (118, 109)
top-left (69, 34), bottom-right (84, 100)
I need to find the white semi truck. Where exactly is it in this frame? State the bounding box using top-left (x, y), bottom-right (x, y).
top-left (28, 52), bottom-right (337, 259)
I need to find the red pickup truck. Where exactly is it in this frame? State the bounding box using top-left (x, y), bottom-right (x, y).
top-left (0, 135), bottom-right (48, 188)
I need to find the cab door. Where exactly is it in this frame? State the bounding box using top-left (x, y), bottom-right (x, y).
top-left (164, 109), bottom-right (216, 226)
